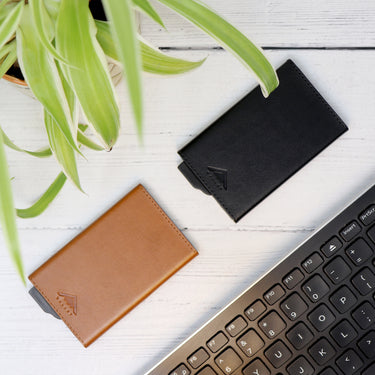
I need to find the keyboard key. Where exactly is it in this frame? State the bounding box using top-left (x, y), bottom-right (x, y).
top-left (302, 275), bottom-right (330, 302)
top-left (263, 284), bottom-right (285, 305)
top-left (286, 322), bottom-right (313, 350)
top-left (283, 268), bottom-right (304, 289)
top-left (264, 340), bottom-right (292, 369)
top-left (170, 364), bottom-right (191, 375)
top-left (346, 238), bottom-right (373, 266)
top-left (308, 304), bottom-right (335, 332)
top-left (196, 366), bottom-right (217, 375)
top-left (340, 221), bottom-right (361, 242)
top-left (207, 332), bottom-right (228, 353)
top-left (329, 286), bottom-right (357, 313)
top-left (245, 300), bottom-right (266, 321)
top-left (321, 237), bottom-right (342, 258)
top-left (259, 311), bottom-right (286, 339)
top-left (225, 316), bottom-right (247, 337)
top-left (363, 363), bottom-right (375, 375)
top-left (358, 331), bottom-right (375, 358)
top-left (187, 348), bottom-right (209, 369)
top-left (280, 293), bottom-right (308, 321)
top-left (236, 329), bottom-right (264, 358)
top-left (336, 349), bottom-right (363, 375)
top-left (352, 302), bottom-right (375, 329)
top-left (352, 267), bottom-right (375, 295)
top-left (214, 348), bottom-right (242, 375)
top-left (359, 204), bottom-right (375, 225)
top-left (324, 256), bottom-right (351, 284)
top-left (367, 224), bottom-right (375, 244)
top-left (287, 356), bottom-right (314, 375)
top-left (302, 252), bottom-right (323, 273)
top-left (242, 359), bottom-right (270, 375)
top-left (318, 368), bottom-right (337, 375)
top-left (308, 338), bottom-right (336, 366)
top-left (330, 320), bottom-right (357, 347)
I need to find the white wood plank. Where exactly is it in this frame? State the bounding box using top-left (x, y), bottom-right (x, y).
top-left (1, 50), bottom-right (375, 233)
top-left (140, 0), bottom-right (375, 48)
top-left (1, 49), bottom-right (375, 374)
top-left (0, 228), bottom-right (308, 375)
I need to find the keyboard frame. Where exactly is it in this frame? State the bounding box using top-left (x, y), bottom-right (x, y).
top-left (146, 183), bottom-right (375, 375)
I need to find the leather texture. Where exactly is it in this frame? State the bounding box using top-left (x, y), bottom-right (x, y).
top-left (178, 59), bottom-right (348, 222)
top-left (29, 184), bottom-right (198, 347)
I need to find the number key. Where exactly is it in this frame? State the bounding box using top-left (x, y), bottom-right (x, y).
top-left (259, 311), bottom-right (286, 339)
top-left (215, 348), bottom-right (242, 374)
top-left (280, 293), bottom-right (308, 321)
top-left (236, 329), bottom-right (264, 357)
top-left (302, 275), bottom-right (330, 302)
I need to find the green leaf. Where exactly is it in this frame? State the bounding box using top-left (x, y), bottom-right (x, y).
top-left (0, 128), bottom-right (25, 284)
top-left (95, 21), bottom-right (204, 75)
top-left (16, 5), bottom-right (80, 153)
top-left (0, 40), bottom-right (17, 79)
top-left (0, 126), bottom-right (52, 157)
top-left (56, 0), bottom-right (120, 149)
top-left (78, 129), bottom-right (104, 151)
top-left (45, 109), bottom-right (83, 191)
top-left (0, 0), bottom-right (24, 51)
top-left (141, 38), bottom-right (205, 74)
top-left (0, 0), bottom-right (11, 14)
top-left (156, 0), bottom-right (278, 96)
top-left (29, 0), bottom-right (69, 64)
top-left (102, 0), bottom-right (143, 135)
top-left (132, 0), bottom-right (165, 28)
top-left (16, 172), bottom-right (67, 219)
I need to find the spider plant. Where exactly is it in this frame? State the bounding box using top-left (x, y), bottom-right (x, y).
top-left (0, 0), bottom-right (279, 283)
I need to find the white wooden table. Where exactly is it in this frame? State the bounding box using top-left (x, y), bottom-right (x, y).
top-left (1, 1), bottom-right (375, 374)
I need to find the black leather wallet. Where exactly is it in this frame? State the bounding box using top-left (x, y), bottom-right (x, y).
top-left (178, 59), bottom-right (348, 222)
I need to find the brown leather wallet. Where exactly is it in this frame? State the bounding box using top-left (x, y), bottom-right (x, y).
top-left (29, 184), bottom-right (198, 347)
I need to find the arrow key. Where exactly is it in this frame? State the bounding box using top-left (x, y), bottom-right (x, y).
top-left (358, 331), bottom-right (375, 358)
top-left (336, 349), bottom-right (363, 375)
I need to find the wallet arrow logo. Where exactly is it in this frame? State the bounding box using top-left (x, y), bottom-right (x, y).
top-left (57, 291), bottom-right (77, 315)
top-left (207, 166), bottom-right (228, 190)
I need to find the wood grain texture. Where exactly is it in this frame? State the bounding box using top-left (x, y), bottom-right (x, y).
top-left (1, 2), bottom-right (375, 374)
top-left (140, 0), bottom-right (375, 48)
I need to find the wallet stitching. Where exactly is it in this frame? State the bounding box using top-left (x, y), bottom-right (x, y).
top-left (178, 154), bottom-right (237, 220)
top-left (139, 185), bottom-right (197, 251)
top-left (30, 185), bottom-right (195, 347)
top-left (30, 278), bottom-right (86, 345)
top-left (179, 62), bottom-right (347, 221)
